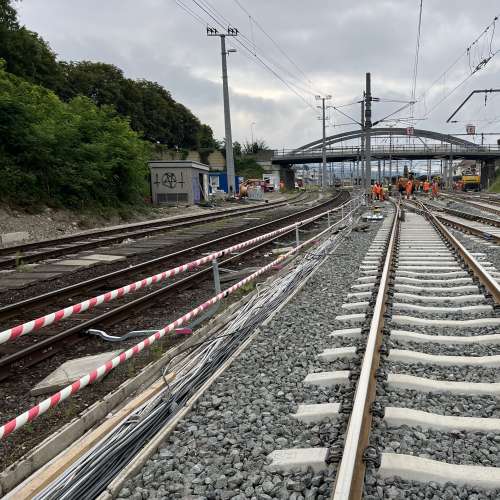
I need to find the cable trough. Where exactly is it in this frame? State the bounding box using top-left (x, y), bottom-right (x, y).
top-left (32, 198), bottom-right (362, 499)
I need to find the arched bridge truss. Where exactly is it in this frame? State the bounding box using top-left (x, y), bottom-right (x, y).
top-left (272, 128), bottom-right (500, 165)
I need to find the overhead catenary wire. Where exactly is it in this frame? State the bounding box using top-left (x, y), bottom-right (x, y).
top-left (232, 0), bottom-right (323, 95)
top-left (177, 0), bottom-right (318, 110)
top-left (417, 12), bottom-right (499, 118)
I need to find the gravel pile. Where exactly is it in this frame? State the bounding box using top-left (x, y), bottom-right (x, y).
top-left (117, 218), bottom-right (385, 499)
top-left (369, 422), bottom-right (500, 467)
top-left (364, 472), bottom-right (500, 499)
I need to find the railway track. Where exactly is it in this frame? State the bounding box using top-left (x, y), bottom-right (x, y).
top-left (442, 193), bottom-right (500, 217)
top-left (331, 200), bottom-right (500, 498)
top-left (0, 193), bottom-right (308, 272)
top-left (2, 192), bottom-right (366, 499)
top-left (0, 193), bottom-right (348, 382)
top-left (404, 197), bottom-right (500, 245)
top-left (0, 193), bottom-right (362, 487)
top-left (10, 195), bottom-right (500, 499)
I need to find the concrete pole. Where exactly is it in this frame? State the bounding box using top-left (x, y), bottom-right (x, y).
top-left (389, 132), bottom-right (393, 187)
top-left (365, 73), bottom-right (372, 190)
top-left (449, 154), bottom-right (453, 190)
top-left (321, 98), bottom-right (327, 189)
top-left (220, 35), bottom-right (236, 195)
top-left (389, 155), bottom-right (392, 188)
top-left (360, 99), bottom-right (365, 188)
top-left (356, 155), bottom-right (360, 186)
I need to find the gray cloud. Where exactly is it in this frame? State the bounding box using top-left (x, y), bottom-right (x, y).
top-left (17, 0), bottom-right (500, 148)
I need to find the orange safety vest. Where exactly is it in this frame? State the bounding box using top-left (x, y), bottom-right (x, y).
top-left (423, 181), bottom-right (430, 192)
top-left (405, 181), bottom-right (413, 193)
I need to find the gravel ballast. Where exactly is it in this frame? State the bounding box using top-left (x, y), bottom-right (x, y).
top-left (117, 215), bottom-right (385, 499)
top-left (364, 472), bottom-right (500, 499)
top-left (376, 387), bottom-right (500, 418)
top-left (370, 422), bottom-right (500, 467)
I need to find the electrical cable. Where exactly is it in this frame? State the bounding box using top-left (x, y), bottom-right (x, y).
top-left (232, 0), bottom-right (323, 95)
top-left (417, 12), bottom-right (499, 118)
top-left (188, 0), bottom-right (319, 104)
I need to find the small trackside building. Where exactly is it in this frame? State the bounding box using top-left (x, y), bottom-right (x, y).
top-left (149, 160), bottom-right (210, 205)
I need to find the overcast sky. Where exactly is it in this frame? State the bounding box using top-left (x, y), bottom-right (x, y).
top-left (17, 0), bottom-right (500, 149)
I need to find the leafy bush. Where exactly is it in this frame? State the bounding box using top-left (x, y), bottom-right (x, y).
top-left (0, 63), bottom-right (150, 208)
top-left (235, 157), bottom-right (264, 180)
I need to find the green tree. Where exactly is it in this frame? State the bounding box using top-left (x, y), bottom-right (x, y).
top-left (0, 63), bottom-right (150, 208)
top-left (0, 0), bottom-right (63, 90)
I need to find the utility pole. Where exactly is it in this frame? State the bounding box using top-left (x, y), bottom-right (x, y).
top-left (316, 94), bottom-right (332, 189)
top-left (389, 132), bottom-right (392, 188)
top-left (364, 73), bottom-right (372, 190)
top-left (207, 27), bottom-right (238, 195)
top-left (360, 97), bottom-right (365, 188)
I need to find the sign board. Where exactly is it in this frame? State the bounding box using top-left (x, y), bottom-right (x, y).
top-left (466, 124), bottom-right (476, 135)
top-left (406, 127), bottom-right (414, 136)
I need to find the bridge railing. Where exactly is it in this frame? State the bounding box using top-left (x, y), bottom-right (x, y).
top-left (273, 143), bottom-right (500, 158)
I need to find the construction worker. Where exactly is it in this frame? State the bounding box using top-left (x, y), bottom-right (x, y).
top-left (380, 184), bottom-right (386, 201)
top-left (371, 182), bottom-right (378, 201)
top-left (423, 179), bottom-right (430, 194)
top-left (398, 178), bottom-right (404, 199)
top-left (431, 180), bottom-right (439, 199)
top-left (405, 178), bottom-right (413, 200)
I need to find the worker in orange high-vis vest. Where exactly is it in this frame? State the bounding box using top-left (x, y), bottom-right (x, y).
top-left (405, 179), bottom-right (413, 200)
top-left (371, 182), bottom-right (378, 201)
top-left (431, 180), bottom-right (439, 199)
top-left (423, 180), bottom-right (430, 194)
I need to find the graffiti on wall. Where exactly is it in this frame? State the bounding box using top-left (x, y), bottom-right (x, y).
top-left (153, 171), bottom-right (185, 189)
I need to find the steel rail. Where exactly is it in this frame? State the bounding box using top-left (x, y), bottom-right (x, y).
top-left (0, 193), bottom-right (307, 257)
top-left (0, 194), bottom-right (310, 269)
top-left (423, 201), bottom-right (500, 228)
top-left (0, 205), bottom-right (341, 373)
top-left (0, 194), bottom-right (346, 321)
top-left (441, 193), bottom-right (500, 216)
top-left (434, 213), bottom-right (500, 244)
top-left (332, 202), bottom-right (400, 500)
top-left (421, 205), bottom-right (500, 303)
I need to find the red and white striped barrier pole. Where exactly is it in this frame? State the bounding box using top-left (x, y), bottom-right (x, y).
top-left (0, 202), bottom-right (360, 439)
top-left (0, 205), bottom-right (346, 346)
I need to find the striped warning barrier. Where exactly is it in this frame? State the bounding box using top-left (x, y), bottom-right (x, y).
top-left (0, 199), bottom-right (361, 439)
top-left (0, 201), bottom-right (352, 346)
